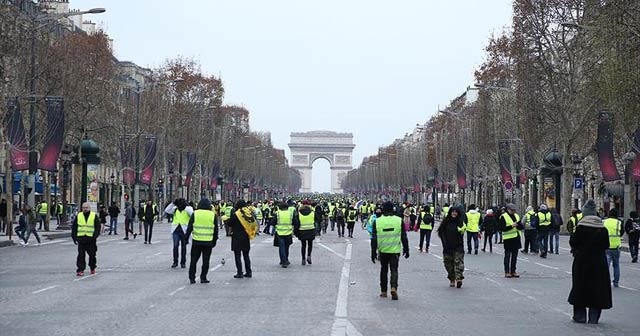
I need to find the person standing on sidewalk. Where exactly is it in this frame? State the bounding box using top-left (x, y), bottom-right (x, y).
top-left (108, 202), bottom-right (120, 235)
top-left (371, 201), bottom-right (409, 300)
top-left (142, 200), bottom-right (158, 244)
top-left (437, 206), bottom-right (466, 288)
top-left (568, 199), bottom-right (611, 324)
top-left (0, 199), bottom-right (7, 234)
top-left (72, 202), bottom-right (101, 276)
top-left (499, 204), bottom-right (523, 278)
top-left (20, 205), bottom-right (40, 246)
top-left (36, 200), bottom-right (48, 231)
top-left (165, 198), bottom-right (193, 268)
top-left (624, 211), bottom-right (639, 263)
top-left (603, 208), bottom-right (623, 288)
top-left (186, 198), bottom-right (218, 284)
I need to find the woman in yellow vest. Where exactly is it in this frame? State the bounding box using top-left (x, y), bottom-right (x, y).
top-left (294, 200), bottom-right (317, 265)
top-left (568, 199), bottom-right (611, 324)
top-left (499, 204), bottom-right (523, 278)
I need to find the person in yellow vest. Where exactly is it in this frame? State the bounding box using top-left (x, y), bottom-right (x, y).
top-left (536, 204), bottom-right (552, 258)
top-left (567, 209), bottom-right (583, 236)
top-left (371, 202), bottom-right (409, 300)
top-left (499, 203), bottom-right (523, 278)
top-left (603, 208), bottom-right (623, 288)
top-left (328, 202), bottom-right (336, 232)
top-left (294, 200), bottom-right (317, 265)
top-left (568, 199), bottom-right (611, 324)
top-left (229, 200), bottom-right (256, 278)
top-left (521, 206), bottom-right (539, 254)
top-left (418, 205), bottom-right (434, 253)
top-left (442, 203), bottom-right (450, 219)
top-left (72, 202), bottom-right (101, 276)
top-left (164, 198), bottom-right (193, 268)
top-left (465, 204), bottom-right (482, 255)
top-left (185, 198), bottom-right (218, 284)
top-left (36, 200), bottom-right (48, 231)
top-left (275, 202), bottom-right (294, 267)
top-left (346, 205), bottom-right (358, 238)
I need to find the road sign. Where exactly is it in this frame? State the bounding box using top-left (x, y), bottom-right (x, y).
top-left (503, 181), bottom-right (513, 191)
top-left (574, 177), bottom-right (584, 190)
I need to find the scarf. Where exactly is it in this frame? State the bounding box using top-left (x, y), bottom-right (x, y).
top-left (235, 207), bottom-right (258, 240)
top-left (577, 215), bottom-right (604, 228)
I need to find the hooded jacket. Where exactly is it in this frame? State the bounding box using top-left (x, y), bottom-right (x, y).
top-left (437, 207), bottom-right (466, 254)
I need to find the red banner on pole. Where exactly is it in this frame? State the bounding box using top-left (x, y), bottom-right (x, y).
top-left (4, 98), bottom-right (29, 171)
top-left (632, 128), bottom-right (640, 182)
top-left (498, 140), bottom-right (514, 187)
top-left (456, 155), bottom-right (467, 189)
top-left (596, 111), bottom-right (621, 182)
top-left (139, 137), bottom-right (157, 185)
top-left (184, 152), bottom-right (196, 186)
top-left (38, 97), bottom-right (65, 171)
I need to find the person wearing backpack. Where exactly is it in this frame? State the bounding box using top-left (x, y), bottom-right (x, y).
top-left (521, 206), bottom-right (539, 254)
top-left (418, 205), bottom-right (434, 253)
top-left (549, 209), bottom-right (563, 254)
top-left (335, 204), bottom-right (346, 238)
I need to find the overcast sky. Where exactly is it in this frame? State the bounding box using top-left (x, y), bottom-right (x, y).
top-left (78, 0), bottom-right (513, 192)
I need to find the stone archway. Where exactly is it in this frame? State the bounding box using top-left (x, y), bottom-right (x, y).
top-left (288, 131), bottom-right (355, 193)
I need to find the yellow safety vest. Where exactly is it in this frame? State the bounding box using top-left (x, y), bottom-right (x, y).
top-left (524, 210), bottom-right (536, 229)
top-left (419, 212), bottom-right (433, 230)
top-left (466, 212), bottom-right (481, 233)
top-left (173, 209), bottom-right (190, 226)
top-left (38, 202), bottom-right (48, 215)
top-left (298, 209), bottom-right (315, 231)
top-left (538, 212), bottom-right (551, 226)
top-left (603, 218), bottom-right (622, 249)
top-left (276, 209), bottom-right (293, 236)
top-left (375, 215), bottom-right (402, 254)
top-left (443, 207), bottom-right (450, 216)
top-left (77, 212), bottom-right (96, 237)
top-left (192, 209), bottom-right (216, 242)
top-left (501, 213), bottom-right (521, 240)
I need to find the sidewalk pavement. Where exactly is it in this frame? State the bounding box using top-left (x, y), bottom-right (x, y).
top-left (0, 215), bottom-right (134, 248)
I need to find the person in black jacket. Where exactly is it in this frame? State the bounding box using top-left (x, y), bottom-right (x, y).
top-left (437, 206), bottom-right (466, 288)
top-left (229, 200), bottom-right (252, 278)
top-left (294, 200), bottom-right (317, 265)
top-left (371, 201), bottom-right (409, 300)
top-left (625, 211), bottom-right (639, 263)
top-left (481, 209), bottom-right (497, 253)
top-left (72, 202), bottom-right (101, 276)
top-left (107, 202), bottom-right (120, 235)
top-left (185, 199), bottom-right (218, 284)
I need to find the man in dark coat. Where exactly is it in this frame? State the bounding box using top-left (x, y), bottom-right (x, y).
top-left (624, 211), bottom-right (639, 263)
top-left (568, 199), bottom-right (612, 324)
top-left (72, 202), bottom-right (101, 276)
top-left (229, 200), bottom-right (252, 278)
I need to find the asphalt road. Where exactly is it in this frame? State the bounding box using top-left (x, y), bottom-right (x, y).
top-left (1, 221), bottom-right (639, 336)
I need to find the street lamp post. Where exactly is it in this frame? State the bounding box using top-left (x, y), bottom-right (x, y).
top-left (623, 151), bottom-right (637, 221)
top-left (109, 173), bottom-right (115, 204)
top-left (26, 7), bottom-right (105, 208)
top-left (56, 144), bottom-right (72, 229)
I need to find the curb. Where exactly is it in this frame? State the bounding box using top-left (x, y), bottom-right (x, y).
top-left (0, 240), bottom-right (15, 247)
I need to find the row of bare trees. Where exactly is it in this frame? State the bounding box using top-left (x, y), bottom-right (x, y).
top-left (344, 0), bottom-right (640, 221)
top-left (0, 1), bottom-right (301, 215)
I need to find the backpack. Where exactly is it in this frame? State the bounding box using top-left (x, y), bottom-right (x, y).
top-left (422, 213), bottom-right (433, 225)
top-left (529, 213), bottom-right (539, 228)
top-left (335, 208), bottom-right (344, 219)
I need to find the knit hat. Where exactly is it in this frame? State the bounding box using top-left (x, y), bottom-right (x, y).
top-left (581, 199), bottom-right (597, 217)
top-left (539, 204), bottom-right (548, 211)
top-left (382, 201), bottom-right (394, 213)
top-left (486, 209), bottom-right (493, 215)
top-left (197, 198), bottom-right (212, 210)
top-left (506, 203), bottom-right (517, 211)
top-left (525, 206), bottom-right (533, 212)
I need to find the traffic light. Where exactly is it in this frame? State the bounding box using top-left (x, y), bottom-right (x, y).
top-left (124, 193), bottom-right (129, 201)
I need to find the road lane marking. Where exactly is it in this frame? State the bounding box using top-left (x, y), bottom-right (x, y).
top-left (619, 285), bottom-right (638, 291)
top-left (432, 254), bottom-right (443, 260)
top-left (61, 242), bottom-right (75, 246)
top-left (559, 247), bottom-right (570, 251)
top-left (0, 269), bottom-right (10, 275)
top-left (210, 264), bottom-right (223, 272)
top-left (331, 242), bottom-right (361, 336)
top-left (630, 267), bottom-right (640, 271)
top-left (553, 308), bottom-right (571, 317)
top-left (485, 278), bottom-right (500, 286)
top-left (495, 251), bottom-right (504, 255)
top-left (319, 243), bottom-right (346, 259)
top-left (39, 240), bottom-right (65, 246)
top-left (96, 238), bottom-right (118, 245)
top-left (32, 285), bottom-right (59, 294)
top-left (73, 274), bottom-right (97, 282)
top-left (534, 262), bottom-right (559, 270)
top-left (565, 271), bottom-right (572, 275)
top-left (168, 286), bottom-right (186, 296)
top-left (517, 257), bottom-right (530, 262)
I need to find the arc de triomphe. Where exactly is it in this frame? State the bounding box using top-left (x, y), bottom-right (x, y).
top-left (288, 131), bottom-right (355, 193)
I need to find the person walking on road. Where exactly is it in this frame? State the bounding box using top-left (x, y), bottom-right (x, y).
top-left (335, 204), bottom-right (346, 238)
top-left (603, 208), bottom-right (623, 288)
top-left (345, 204), bottom-right (358, 238)
top-left (371, 201), bottom-right (409, 300)
top-left (465, 204), bottom-right (481, 255)
top-left (294, 200), bottom-right (316, 265)
top-left (275, 202), bottom-right (293, 267)
top-left (536, 204), bottom-right (552, 258)
top-left (72, 202), bottom-right (101, 276)
top-left (186, 199), bottom-right (218, 284)
top-left (549, 208), bottom-right (563, 254)
top-left (165, 198), bottom-right (193, 268)
top-left (108, 202), bottom-right (120, 235)
top-left (437, 206), bottom-right (466, 288)
top-left (123, 202), bottom-right (137, 240)
top-left (481, 209), bottom-right (496, 253)
top-left (142, 200), bottom-right (158, 244)
top-left (624, 211), bottom-right (639, 263)
top-left (568, 199), bottom-right (612, 324)
top-left (418, 205), bottom-right (434, 253)
top-left (20, 205), bottom-right (40, 246)
top-left (499, 204), bottom-right (523, 278)
top-left (521, 206), bottom-right (538, 254)
top-left (229, 200), bottom-right (256, 278)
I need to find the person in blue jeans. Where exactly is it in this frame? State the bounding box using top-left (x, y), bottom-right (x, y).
top-left (549, 209), bottom-right (562, 254)
top-left (603, 208), bottom-right (623, 287)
